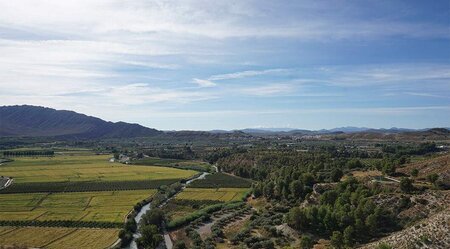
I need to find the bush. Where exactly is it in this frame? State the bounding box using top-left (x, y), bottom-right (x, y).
top-left (400, 177), bottom-right (414, 193)
top-left (300, 235), bottom-right (314, 249)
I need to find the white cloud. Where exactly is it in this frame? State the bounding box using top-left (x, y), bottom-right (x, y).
top-left (241, 84), bottom-right (295, 96)
top-left (209, 69), bottom-right (288, 81)
top-left (307, 64), bottom-right (450, 87)
top-left (192, 78), bottom-right (217, 87)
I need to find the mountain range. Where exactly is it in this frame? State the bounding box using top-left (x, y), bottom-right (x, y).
top-left (0, 105), bottom-right (448, 139)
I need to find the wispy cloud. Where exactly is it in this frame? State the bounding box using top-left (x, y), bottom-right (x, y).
top-left (404, 92), bottom-right (450, 99)
top-left (136, 106), bottom-right (450, 118)
top-left (241, 84), bottom-right (295, 96)
top-left (209, 69), bottom-right (288, 81)
top-left (192, 78), bottom-right (217, 87)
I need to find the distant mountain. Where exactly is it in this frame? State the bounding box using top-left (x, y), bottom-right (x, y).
top-left (229, 126), bottom-right (426, 135)
top-left (0, 105), bottom-right (162, 139)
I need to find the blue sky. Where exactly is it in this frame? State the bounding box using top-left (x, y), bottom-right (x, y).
top-left (0, 0), bottom-right (449, 130)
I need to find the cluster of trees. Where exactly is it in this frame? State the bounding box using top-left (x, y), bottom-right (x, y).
top-left (204, 147), bottom-right (247, 164)
top-left (136, 209), bottom-right (165, 249)
top-left (286, 178), bottom-right (397, 247)
top-left (144, 146), bottom-right (196, 160)
top-left (2, 150), bottom-right (54, 157)
top-left (381, 142), bottom-right (438, 156)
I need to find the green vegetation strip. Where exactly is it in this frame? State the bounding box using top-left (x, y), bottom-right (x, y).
top-left (132, 157), bottom-right (211, 172)
top-left (0, 179), bottom-right (180, 194)
top-left (167, 201), bottom-right (245, 230)
top-left (188, 172), bottom-right (252, 188)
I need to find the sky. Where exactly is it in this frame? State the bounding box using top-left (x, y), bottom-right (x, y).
top-left (0, 0), bottom-right (449, 130)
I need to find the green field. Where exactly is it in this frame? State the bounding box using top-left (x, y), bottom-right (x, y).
top-left (176, 188), bottom-right (249, 202)
top-left (132, 157), bottom-right (211, 171)
top-left (0, 190), bottom-right (156, 222)
top-left (0, 154), bottom-right (196, 184)
top-left (0, 226), bottom-right (119, 249)
top-left (188, 172), bottom-right (252, 188)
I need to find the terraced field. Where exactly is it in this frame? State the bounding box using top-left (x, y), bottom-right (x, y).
top-left (176, 188), bottom-right (249, 202)
top-left (0, 226), bottom-right (119, 249)
top-left (0, 190), bottom-right (156, 222)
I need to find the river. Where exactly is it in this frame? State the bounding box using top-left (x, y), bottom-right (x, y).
top-left (124, 170), bottom-right (211, 249)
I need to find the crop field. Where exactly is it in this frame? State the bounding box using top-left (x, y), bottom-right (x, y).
top-left (188, 172), bottom-right (252, 188)
top-left (0, 190), bottom-right (156, 223)
top-left (176, 188), bottom-right (249, 202)
top-left (0, 179), bottom-right (179, 193)
top-left (0, 154), bottom-right (196, 184)
top-left (132, 157), bottom-right (211, 171)
top-left (0, 226), bottom-right (119, 249)
top-left (0, 150), bottom-right (201, 247)
top-left (163, 199), bottom-right (223, 222)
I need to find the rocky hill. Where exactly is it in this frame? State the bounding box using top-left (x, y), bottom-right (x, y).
top-left (397, 154), bottom-right (450, 186)
top-left (359, 207), bottom-right (449, 249)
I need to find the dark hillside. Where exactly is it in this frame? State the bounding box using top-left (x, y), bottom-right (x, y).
top-left (0, 105), bottom-right (162, 139)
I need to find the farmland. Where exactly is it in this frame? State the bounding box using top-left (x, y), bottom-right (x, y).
top-left (176, 188), bottom-right (249, 202)
top-left (0, 226), bottom-right (119, 249)
top-left (132, 156), bottom-right (211, 172)
top-left (0, 154), bottom-right (196, 184)
top-left (0, 190), bottom-right (156, 223)
top-left (188, 172), bottom-right (252, 188)
top-left (0, 151), bottom-right (199, 248)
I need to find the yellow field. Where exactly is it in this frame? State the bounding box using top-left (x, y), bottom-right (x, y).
top-left (0, 190), bottom-right (156, 222)
top-left (46, 228), bottom-right (119, 249)
top-left (0, 226), bottom-right (119, 249)
top-left (176, 188), bottom-right (249, 202)
top-left (0, 154), bottom-right (196, 183)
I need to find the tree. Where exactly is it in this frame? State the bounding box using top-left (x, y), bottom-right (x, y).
top-left (302, 173), bottom-right (315, 187)
top-left (399, 177), bottom-right (414, 193)
top-left (141, 209), bottom-right (164, 227)
top-left (382, 162), bottom-right (396, 176)
top-left (174, 241), bottom-right (187, 249)
top-left (300, 235), bottom-right (314, 249)
top-left (330, 231), bottom-right (344, 249)
top-left (263, 181), bottom-right (275, 199)
top-left (410, 168), bottom-right (419, 177)
top-left (376, 243), bottom-right (392, 249)
top-left (137, 224), bottom-right (163, 249)
top-left (286, 207), bottom-right (308, 230)
top-left (346, 159), bottom-right (363, 169)
top-left (290, 180), bottom-right (304, 199)
top-left (320, 190), bottom-right (338, 205)
top-left (427, 173), bottom-right (439, 184)
top-left (331, 168), bottom-right (344, 182)
top-left (343, 225), bottom-right (355, 247)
